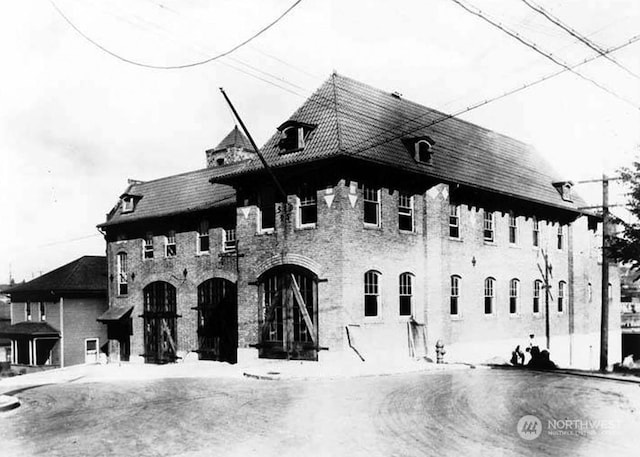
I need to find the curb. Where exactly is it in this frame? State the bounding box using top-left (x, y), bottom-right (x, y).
top-left (0, 395), bottom-right (20, 412)
top-left (486, 364), bottom-right (640, 384)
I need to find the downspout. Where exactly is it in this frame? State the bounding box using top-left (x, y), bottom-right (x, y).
top-left (60, 296), bottom-right (64, 368)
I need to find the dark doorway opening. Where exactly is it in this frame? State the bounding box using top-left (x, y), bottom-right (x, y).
top-left (259, 266), bottom-right (318, 361)
top-left (196, 278), bottom-right (237, 363)
top-left (143, 281), bottom-right (178, 364)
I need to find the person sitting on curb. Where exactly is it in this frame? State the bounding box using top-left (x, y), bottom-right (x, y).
top-left (511, 344), bottom-right (525, 366)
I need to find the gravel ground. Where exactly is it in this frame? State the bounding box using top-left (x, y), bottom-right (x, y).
top-left (1, 369), bottom-right (639, 457)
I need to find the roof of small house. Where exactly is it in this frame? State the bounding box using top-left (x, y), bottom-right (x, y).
top-left (214, 73), bottom-right (586, 212)
top-left (0, 321), bottom-right (60, 338)
top-left (211, 126), bottom-right (255, 153)
top-left (3, 256), bottom-right (107, 297)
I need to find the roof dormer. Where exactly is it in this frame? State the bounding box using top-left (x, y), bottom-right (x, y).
top-left (277, 120), bottom-right (317, 154)
top-left (120, 192), bottom-right (142, 214)
top-left (402, 136), bottom-right (436, 164)
top-left (552, 181), bottom-right (574, 202)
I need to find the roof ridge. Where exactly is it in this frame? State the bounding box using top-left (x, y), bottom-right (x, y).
top-left (128, 161), bottom-right (248, 189)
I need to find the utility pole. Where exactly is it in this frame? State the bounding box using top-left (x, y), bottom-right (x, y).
top-left (576, 174), bottom-right (623, 372)
top-left (600, 174), bottom-right (610, 372)
top-left (537, 249), bottom-right (552, 350)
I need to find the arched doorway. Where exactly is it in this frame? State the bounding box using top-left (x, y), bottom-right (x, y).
top-left (143, 281), bottom-right (178, 364)
top-left (259, 265), bottom-right (318, 360)
top-left (196, 278), bottom-right (237, 363)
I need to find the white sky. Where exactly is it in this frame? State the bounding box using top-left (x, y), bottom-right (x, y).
top-left (1, 0), bottom-right (639, 282)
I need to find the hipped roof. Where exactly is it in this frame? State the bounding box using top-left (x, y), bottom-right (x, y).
top-left (4, 256), bottom-right (106, 297)
top-left (214, 73), bottom-right (586, 212)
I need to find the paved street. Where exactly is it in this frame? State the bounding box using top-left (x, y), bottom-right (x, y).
top-left (1, 368), bottom-right (639, 457)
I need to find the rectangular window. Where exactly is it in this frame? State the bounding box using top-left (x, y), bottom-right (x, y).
top-left (449, 204), bottom-right (460, 238)
top-left (364, 271), bottom-right (380, 317)
top-left (298, 186), bottom-right (317, 227)
top-left (198, 221), bottom-right (210, 253)
top-left (144, 233), bottom-right (154, 259)
top-left (223, 228), bottom-right (237, 253)
top-left (509, 213), bottom-right (518, 244)
top-left (532, 218), bottom-right (540, 247)
top-left (558, 281), bottom-right (565, 312)
top-left (450, 276), bottom-right (460, 315)
top-left (259, 189), bottom-right (276, 232)
top-left (117, 252), bottom-right (128, 295)
top-left (363, 186), bottom-right (380, 227)
top-left (26, 302), bottom-right (32, 321)
top-left (483, 211), bottom-right (494, 242)
top-left (165, 231), bottom-right (177, 257)
top-left (557, 224), bottom-right (564, 250)
top-left (398, 193), bottom-right (413, 232)
top-left (40, 302), bottom-right (46, 321)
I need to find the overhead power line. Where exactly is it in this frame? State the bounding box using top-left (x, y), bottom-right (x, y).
top-left (447, 0), bottom-right (640, 111)
top-left (48, 0), bottom-right (304, 69)
top-left (519, 0), bottom-right (640, 81)
top-left (351, 30), bottom-right (640, 155)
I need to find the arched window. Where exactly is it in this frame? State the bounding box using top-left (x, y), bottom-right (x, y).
top-left (608, 283), bottom-right (613, 303)
top-left (533, 280), bottom-right (542, 314)
top-left (197, 278), bottom-right (237, 363)
top-left (450, 275), bottom-right (461, 316)
top-left (414, 140), bottom-right (433, 163)
top-left (484, 277), bottom-right (495, 314)
top-left (399, 273), bottom-right (413, 316)
top-left (117, 252), bottom-right (128, 295)
top-left (509, 279), bottom-right (519, 314)
top-left (364, 270), bottom-right (380, 317)
top-left (558, 281), bottom-right (566, 312)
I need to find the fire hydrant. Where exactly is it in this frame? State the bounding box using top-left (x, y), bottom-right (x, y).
top-left (435, 339), bottom-right (446, 364)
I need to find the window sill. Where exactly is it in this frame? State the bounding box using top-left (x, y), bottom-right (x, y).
top-left (220, 251), bottom-right (238, 257)
top-left (256, 229), bottom-right (275, 236)
top-left (363, 316), bottom-right (384, 324)
top-left (450, 314), bottom-right (463, 320)
top-left (196, 251), bottom-right (210, 256)
top-left (483, 240), bottom-right (496, 246)
top-left (363, 224), bottom-right (382, 231)
top-left (399, 229), bottom-right (417, 235)
top-left (143, 257), bottom-right (154, 261)
top-left (296, 224), bottom-right (317, 231)
top-left (508, 243), bottom-right (521, 249)
top-left (449, 236), bottom-right (463, 242)
top-left (508, 313), bottom-right (521, 318)
top-left (532, 312), bottom-right (543, 318)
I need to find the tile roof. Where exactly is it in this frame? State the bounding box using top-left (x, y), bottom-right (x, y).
top-left (4, 256), bottom-right (106, 296)
top-left (0, 321), bottom-right (60, 338)
top-left (216, 73), bottom-right (585, 212)
top-left (213, 126), bottom-right (255, 152)
top-left (99, 162), bottom-right (246, 228)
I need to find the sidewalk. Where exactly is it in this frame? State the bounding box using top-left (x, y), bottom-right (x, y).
top-left (0, 356), bottom-right (472, 395)
top-left (486, 363), bottom-right (640, 384)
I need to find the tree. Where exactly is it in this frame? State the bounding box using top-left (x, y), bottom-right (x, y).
top-left (609, 160), bottom-right (640, 271)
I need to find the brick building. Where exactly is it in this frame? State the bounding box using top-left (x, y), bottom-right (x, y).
top-left (99, 74), bottom-right (621, 368)
top-left (0, 256), bottom-right (108, 367)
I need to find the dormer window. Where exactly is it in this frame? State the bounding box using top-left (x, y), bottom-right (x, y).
top-left (403, 136), bottom-right (436, 164)
top-left (277, 120), bottom-right (316, 154)
top-left (553, 181), bottom-right (574, 202)
top-left (120, 193), bottom-right (141, 214)
top-left (122, 196), bottom-right (134, 213)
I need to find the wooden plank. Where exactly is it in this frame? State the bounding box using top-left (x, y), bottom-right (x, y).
top-left (160, 319), bottom-right (177, 355)
top-left (290, 274), bottom-right (317, 345)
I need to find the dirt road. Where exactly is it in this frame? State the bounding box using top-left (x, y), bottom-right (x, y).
top-left (2, 368), bottom-right (639, 456)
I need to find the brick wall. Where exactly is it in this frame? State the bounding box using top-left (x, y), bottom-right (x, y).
top-left (106, 213), bottom-right (238, 361)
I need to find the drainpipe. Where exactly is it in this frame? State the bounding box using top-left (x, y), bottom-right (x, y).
top-left (60, 297), bottom-right (64, 368)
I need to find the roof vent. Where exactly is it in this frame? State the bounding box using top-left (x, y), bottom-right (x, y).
top-left (391, 91), bottom-right (403, 99)
top-left (552, 181), bottom-right (574, 202)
